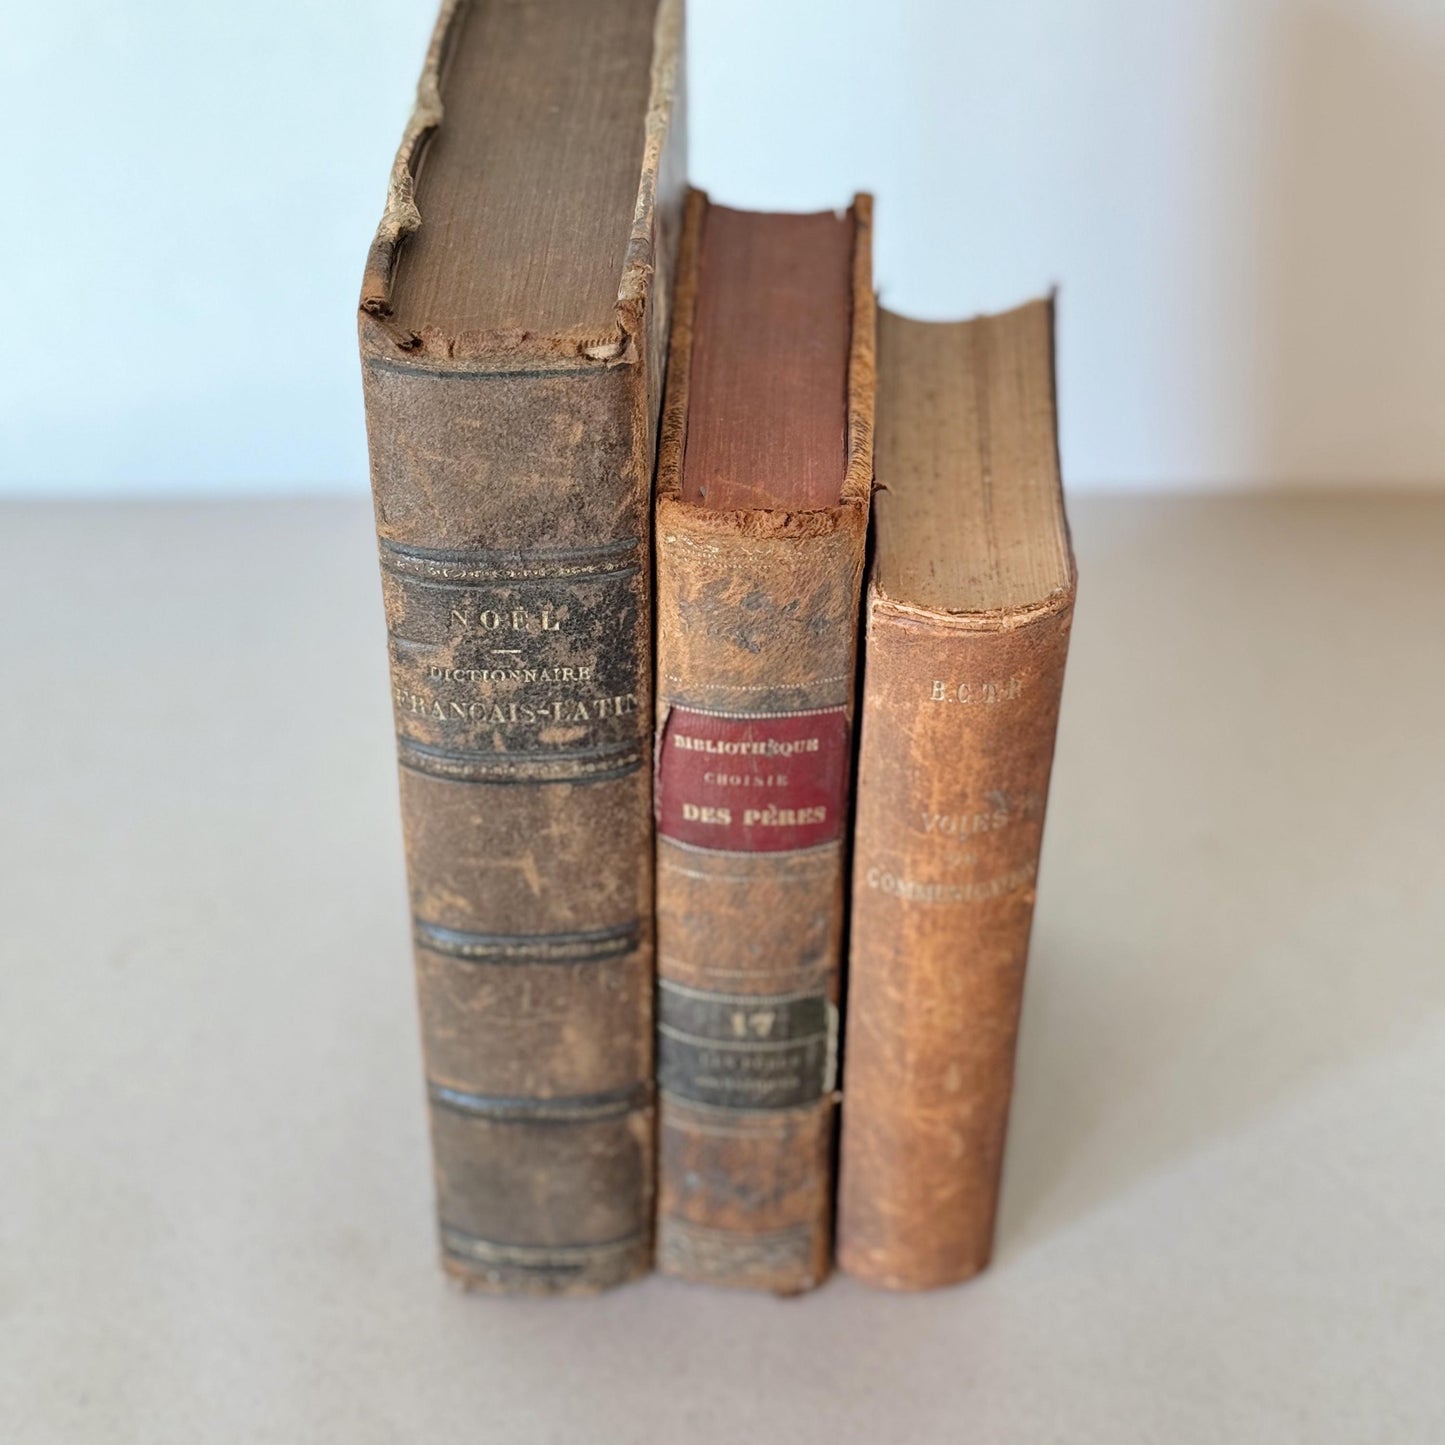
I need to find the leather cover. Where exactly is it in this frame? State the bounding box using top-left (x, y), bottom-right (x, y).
top-left (652, 191), bottom-right (875, 1292)
top-left (836, 305), bottom-right (1076, 1290)
top-left (357, 0), bottom-right (685, 1294)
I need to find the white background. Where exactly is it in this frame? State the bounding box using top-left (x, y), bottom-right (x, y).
top-left (5, 0), bottom-right (1444, 495)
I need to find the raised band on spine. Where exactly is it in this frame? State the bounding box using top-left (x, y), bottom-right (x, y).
top-left (427, 1081), bottom-right (651, 1123)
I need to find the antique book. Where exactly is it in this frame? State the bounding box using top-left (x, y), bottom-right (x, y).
top-left (652, 191), bottom-right (875, 1292)
top-left (357, 0), bottom-right (685, 1294)
top-left (836, 299), bottom-right (1076, 1290)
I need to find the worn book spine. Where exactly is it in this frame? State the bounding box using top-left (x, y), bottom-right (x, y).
top-left (357, 0), bottom-right (684, 1295)
top-left (837, 584), bottom-right (1074, 1289)
top-left (651, 193), bottom-right (874, 1292)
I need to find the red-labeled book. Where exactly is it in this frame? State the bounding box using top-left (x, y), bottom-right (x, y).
top-left (651, 191), bottom-right (875, 1293)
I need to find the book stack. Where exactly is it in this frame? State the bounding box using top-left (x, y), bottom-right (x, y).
top-left (359, 0), bottom-right (1075, 1296)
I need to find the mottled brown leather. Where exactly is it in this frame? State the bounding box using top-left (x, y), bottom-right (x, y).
top-left (836, 301), bottom-right (1075, 1291)
top-left (357, 0), bottom-right (685, 1295)
top-left (652, 191), bottom-right (875, 1292)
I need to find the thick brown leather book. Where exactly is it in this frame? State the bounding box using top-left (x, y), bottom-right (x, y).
top-left (357, 0), bottom-right (684, 1295)
top-left (652, 191), bottom-right (875, 1292)
top-left (836, 299), bottom-right (1076, 1290)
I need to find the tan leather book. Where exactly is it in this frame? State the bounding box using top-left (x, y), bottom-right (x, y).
top-left (652, 190), bottom-right (875, 1292)
top-left (357, 0), bottom-right (684, 1295)
top-left (836, 299), bottom-right (1076, 1290)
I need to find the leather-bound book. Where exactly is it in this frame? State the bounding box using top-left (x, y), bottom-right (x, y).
top-left (652, 190), bottom-right (875, 1292)
top-left (836, 300), bottom-right (1076, 1290)
top-left (357, 0), bottom-right (684, 1295)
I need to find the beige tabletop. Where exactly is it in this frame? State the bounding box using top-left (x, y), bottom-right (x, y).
top-left (3, 494), bottom-right (1441, 1443)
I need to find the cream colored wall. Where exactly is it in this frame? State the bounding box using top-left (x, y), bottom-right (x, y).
top-left (5, 0), bottom-right (1443, 492)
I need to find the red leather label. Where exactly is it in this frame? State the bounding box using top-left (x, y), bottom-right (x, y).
top-left (657, 706), bottom-right (850, 852)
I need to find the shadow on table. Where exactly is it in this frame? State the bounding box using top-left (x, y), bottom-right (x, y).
top-left (998, 0), bottom-right (1445, 1257)
top-left (996, 492), bottom-right (1445, 1259)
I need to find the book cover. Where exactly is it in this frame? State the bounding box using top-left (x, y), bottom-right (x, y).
top-left (652, 190), bottom-right (875, 1292)
top-left (357, 0), bottom-right (685, 1295)
top-left (837, 299), bottom-right (1076, 1290)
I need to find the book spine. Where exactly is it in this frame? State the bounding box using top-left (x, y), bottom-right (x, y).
top-left (650, 198), bottom-right (873, 1293)
top-left (652, 515), bottom-right (864, 1292)
top-left (837, 594), bottom-right (1074, 1289)
top-left (360, 356), bottom-right (658, 1295)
